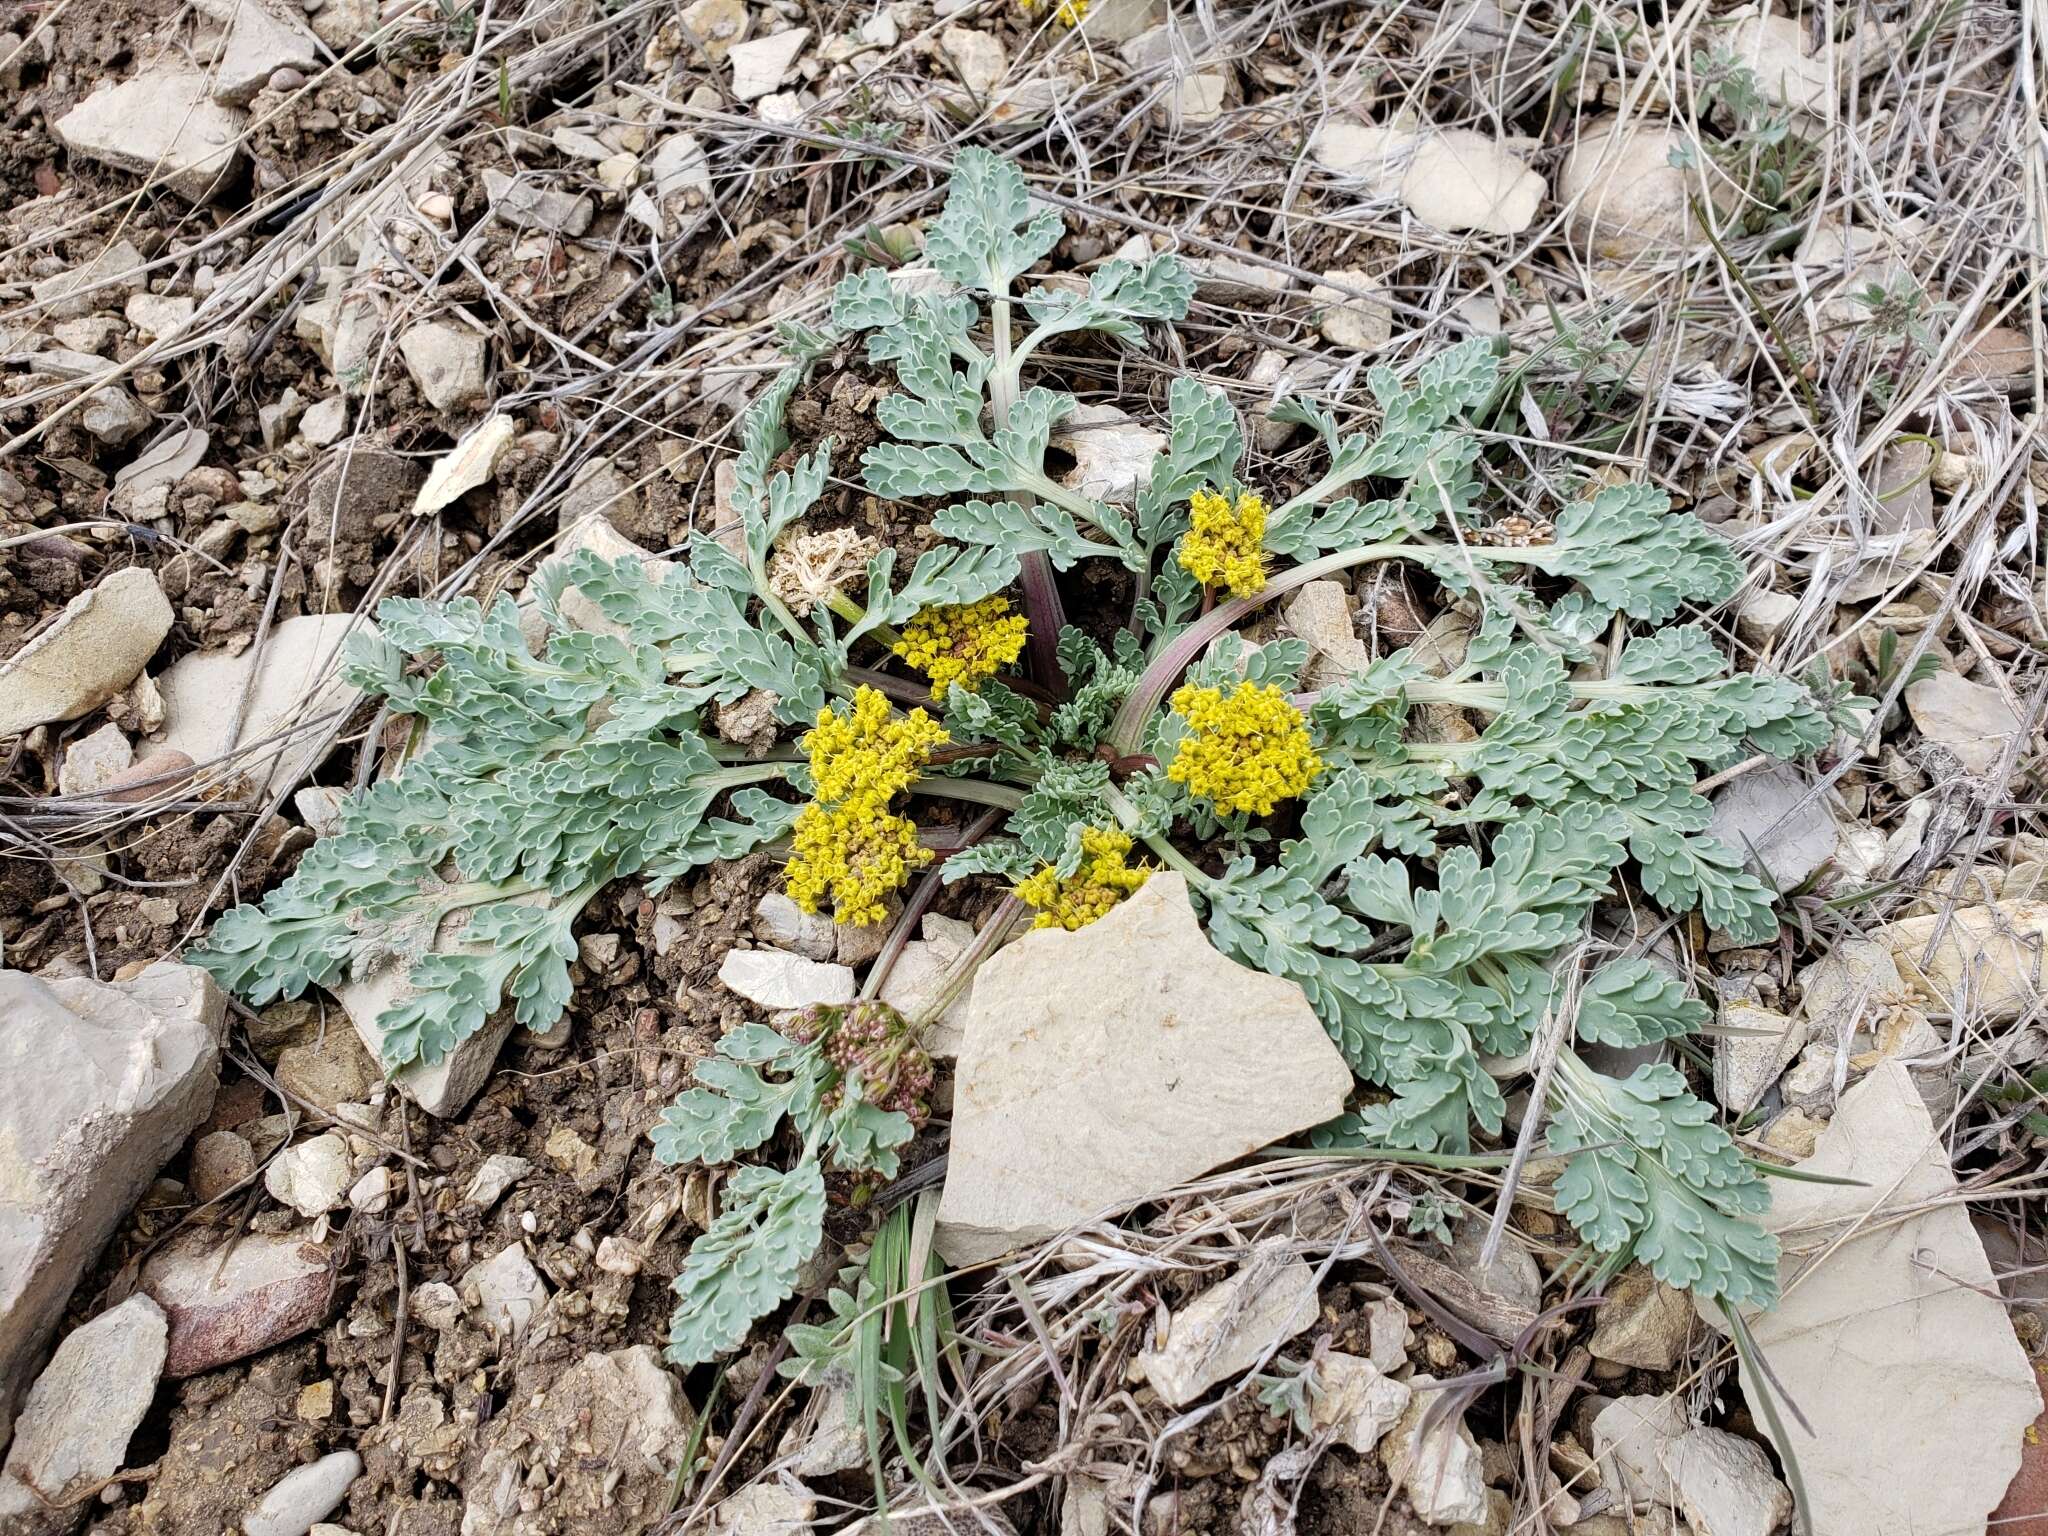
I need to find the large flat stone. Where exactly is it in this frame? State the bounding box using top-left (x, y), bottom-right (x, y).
top-left (0, 567), bottom-right (171, 737)
top-left (52, 69), bottom-right (246, 202)
top-left (1697, 1063), bottom-right (2041, 1535)
top-left (0, 964), bottom-right (222, 1447)
top-left (142, 612), bottom-right (363, 796)
top-left (935, 874), bottom-right (1351, 1264)
top-left (0, 1295), bottom-right (166, 1516)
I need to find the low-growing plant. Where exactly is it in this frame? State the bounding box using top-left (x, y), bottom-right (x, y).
top-left (195, 150), bottom-right (1867, 1368)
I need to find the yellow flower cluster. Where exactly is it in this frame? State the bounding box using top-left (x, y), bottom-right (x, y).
top-left (1166, 680), bottom-right (1322, 816)
top-left (1020, 0), bottom-right (1088, 25)
top-left (784, 687), bottom-right (949, 926)
top-left (891, 596), bottom-right (1029, 699)
top-left (1015, 827), bottom-right (1153, 931)
top-left (1177, 487), bottom-right (1269, 599)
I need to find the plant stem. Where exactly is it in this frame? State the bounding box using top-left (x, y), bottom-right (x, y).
top-left (1101, 782), bottom-right (1216, 892)
top-left (1107, 542), bottom-right (1413, 754)
top-left (910, 777), bottom-right (1027, 811)
top-left (907, 896), bottom-right (1024, 1033)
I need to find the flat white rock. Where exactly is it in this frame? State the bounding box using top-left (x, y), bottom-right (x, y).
top-left (1558, 116), bottom-right (1705, 258)
top-left (414, 413), bottom-right (515, 516)
top-left (465, 1244), bottom-right (549, 1339)
top-left (0, 1294), bottom-right (166, 1513)
top-left (1876, 901), bottom-right (2048, 1023)
top-left (1708, 763), bottom-right (1838, 892)
top-left (398, 320), bottom-right (488, 411)
top-left (192, 0), bottom-right (321, 104)
top-left (935, 874), bottom-right (1351, 1264)
top-left (1400, 129), bottom-right (1542, 235)
top-left (728, 27), bottom-right (809, 101)
top-left (1135, 1243), bottom-right (1319, 1407)
top-left (1054, 405), bottom-right (1165, 504)
top-left (1309, 1352), bottom-right (1412, 1452)
top-left (0, 964), bottom-right (222, 1441)
top-left (1695, 1063), bottom-right (2041, 1535)
top-left (1310, 268), bottom-right (1393, 351)
top-left (1713, 1000), bottom-right (1807, 1115)
top-left (0, 566), bottom-right (172, 736)
top-left (718, 947), bottom-right (856, 1010)
top-left (143, 611), bottom-right (363, 796)
top-left (265, 1133), bottom-right (353, 1217)
top-left (1309, 119), bottom-right (1416, 195)
top-left (244, 1449), bottom-right (361, 1536)
top-left (1379, 1374), bottom-right (1493, 1527)
top-left (53, 69), bottom-right (245, 201)
top-left (1659, 1427), bottom-right (1791, 1536)
top-left (1904, 671), bottom-right (2021, 773)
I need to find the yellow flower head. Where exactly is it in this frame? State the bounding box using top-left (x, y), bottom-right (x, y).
top-left (1166, 680), bottom-right (1322, 816)
top-left (1015, 827), bottom-right (1153, 931)
top-left (803, 686), bottom-right (949, 806)
top-left (1177, 487), bottom-right (1268, 599)
top-left (1020, 0), bottom-right (1088, 26)
top-left (786, 801), bottom-right (931, 928)
top-left (891, 596), bottom-right (1029, 699)
top-left (786, 686), bottom-right (949, 926)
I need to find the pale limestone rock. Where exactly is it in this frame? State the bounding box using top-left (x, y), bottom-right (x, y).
top-left (1285, 580), bottom-right (1368, 686)
top-left (192, 0), bottom-right (321, 104)
top-left (1366, 1297), bottom-right (1411, 1372)
top-left (679, 0), bottom-right (749, 60)
top-left (410, 1283), bottom-right (462, 1331)
top-left (877, 915), bottom-right (975, 1058)
top-left (265, 1133), bottom-right (353, 1217)
top-left (0, 567), bottom-right (172, 736)
top-left (711, 1481), bottom-right (816, 1534)
top-left (1400, 130), bottom-right (1542, 235)
top-left (0, 964), bottom-right (222, 1441)
top-left (1076, 0), bottom-right (1162, 44)
top-left (1558, 117), bottom-right (1705, 258)
top-left (1054, 405), bottom-right (1164, 504)
top-left (244, 1450), bottom-right (360, 1536)
top-left (1311, 268), bottom-right (1393, 351)
top-left (1380, 1376), bottom-right (1492, 1527)
top-left (718, 948), bottom-right (856, 1009)
top-left (1589, 1392), bottom-right (1686, 1507)
top-left (465, 1244), bottom-right (549, 1339)
top-left (936, 875), bottom-right (1350, 1264)
top-left (398, 320), bottom-right (488, 410)
top-left (1734, 589), bottom-right (1800, 646)
top-left (1795, 937), bottom-right (1909, 1040)
top-left (464, 1155), bottom-right (531, 1210)
top-left (1877, 902), bottom-right (2048, 1022)
top-left (939, 25), bottom-right (1005, 92)
top-left (52, 70), bottom-right (245, 201)
top-left (1309, 118), bottom-right (1416, 194)
top-left (1587, 1267), bottom-right (1692, 1371)
top-left (1904, 671), bottom-right (2021, 773)
top-left (1713, 1001), bottom-right (1807, 1115)
top-left (728, 27), bottom-right (809, 101)
top-left (1709, 763), bottom-right (1838, 892)
top-left (481, 171), bottom-right (593, 236)
top-left (58, 723), bottom-right (133, 796)
top-left (1310, 1352), bottom-right (1411, 1452)
top-left (143, 612), bottom-right (362, 795)
top-left (781, 1381), bottom-right (865, 1476)
top-left (30, 239), bottom-right (147, 320)
top-left (330, 898), bottom-right (536, 1118)
top-left (81, 386), bottom-right (151, 445)
top-left (648, 134), bottom-right (712, 231)
top-left (1697, 1063), bottom-right (2041, 1536)
top-left (754, 892), bottom-right (838, 963)
top-left (300, 397), bottom-right (348, 447)
top-left (0, 1295), bottom-right (165, 1513)
top-left (349, 1166), bottom-right (393, 1215)
top-left (1134, 1244), bottom-right (1319, 1407)
top-left (143, 1228), bottom-right (332, 1377)
top-left (1722, 11), bottom-right (1835, 113)
top-left (1659, 1427), bottom-right (1791, 1536)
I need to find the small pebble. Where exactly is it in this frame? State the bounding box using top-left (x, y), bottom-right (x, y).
top-left (268, 66), bottom-right (306, 91)
top-left (417, 192), bottom-right (454, 223)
